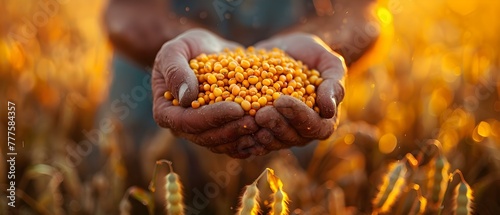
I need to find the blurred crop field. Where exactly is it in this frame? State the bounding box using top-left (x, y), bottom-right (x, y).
top-left (1, 0), bottom-right (500, 214)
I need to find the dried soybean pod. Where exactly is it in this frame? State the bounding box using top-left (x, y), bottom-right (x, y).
top-left (164, 162), bottom-right (185, 215)
top-left (119, 198), bottom-right (132, 215)
top-left (148, 160), bottom-right (185, 215)
top-left (410, 186), bottom-right (427, 215)
top-left (237, 183), bottom-right (260, 215)
top-left (165, 171), bottom-right (185, 215)
top-left (395, 184), bottom-right (427, 215)
top-left (267, 168), bottom-right (289, 215)
top-left (372, 160), bottom-right (408, 213)
top-left (327, 187), bottom-right (347, 215)
top-left (453, 182), bottom-right (473, 215)
top-left (270, 188), bottom-right (289, 215)
top-left (427, 154), bottom-right (450, 210)
top-left (451, 170), bottom-right (473, 215)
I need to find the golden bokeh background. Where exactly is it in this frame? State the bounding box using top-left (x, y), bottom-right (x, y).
top-left (1, 0), bottom-right (499, 214)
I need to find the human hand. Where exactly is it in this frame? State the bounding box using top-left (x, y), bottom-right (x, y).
top-left (253, 33), bottom-right (346, 151)
top-left (152, 29), bottom-right (260, 158)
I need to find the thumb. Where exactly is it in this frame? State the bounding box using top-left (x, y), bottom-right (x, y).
top-left (274, 96), bottom-right (334, 139)
top-left (316, 78), bottom-right (343, 118)
top-left (155, 40), bottom-right (199, 107)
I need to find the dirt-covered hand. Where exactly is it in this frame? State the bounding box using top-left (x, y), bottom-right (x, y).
top-left (152, 29), bottom-right (259, 158)
top-left (253, 33), bottom-right (346, 150)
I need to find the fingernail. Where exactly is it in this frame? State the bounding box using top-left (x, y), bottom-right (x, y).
top-left (178, 83), bottom-right (188, 101)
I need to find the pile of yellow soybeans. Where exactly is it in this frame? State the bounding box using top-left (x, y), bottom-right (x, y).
top-left (164, 47), bottom-right (323, 116)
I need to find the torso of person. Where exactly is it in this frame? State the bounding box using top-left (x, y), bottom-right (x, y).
top-left (172, 0), bottom-right (316, 46)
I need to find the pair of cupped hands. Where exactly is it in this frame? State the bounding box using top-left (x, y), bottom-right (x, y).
top-left (152, 29), bottom-right (346, 158)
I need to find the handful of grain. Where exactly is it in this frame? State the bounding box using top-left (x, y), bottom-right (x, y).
top-left (164, 47), bottom-right (323, 116)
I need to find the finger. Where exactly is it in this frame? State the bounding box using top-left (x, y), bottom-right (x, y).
top-left (247, 143), bottom-right (270, 156)
top-left (154, 101), bottom-right (246, 133)
top-left (316, 78), bottom-right (344, 118)
top-left (311, 52), bottom-right (344, 118)
top-left (274, 96), bottom-right (335, 140)
top-left (154, 40), bottom-right (199, 107)
top-left (254, 34), bottom-right (346, 117)
top-left (180, 29), bottom-right (242, 54)
top-left (267, 34), bottom-right (346, 88)
top-left (254, 105), bottom-right (311, 146)
top-left (257, 33), bottom-right (346, 76)
top-left (180, 115), bottom-right (258, 146)
top-left (154, 29), bottom-right (242, 107)
top-left (152, 65), bottom-right (175, 127)
top-left (253, 38), bottom-right (281, 51)
top-left (253, 129), bottom-right (287, 151)
top-left (209, 135), bottom-right (255, 159)
top-left (312, 48), bottom-right (345, 118)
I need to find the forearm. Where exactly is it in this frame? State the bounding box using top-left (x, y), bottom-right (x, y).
top-left (280, 0), bottom-right (379, 66)
top-left (104, 0), bottom-right (201, 66)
